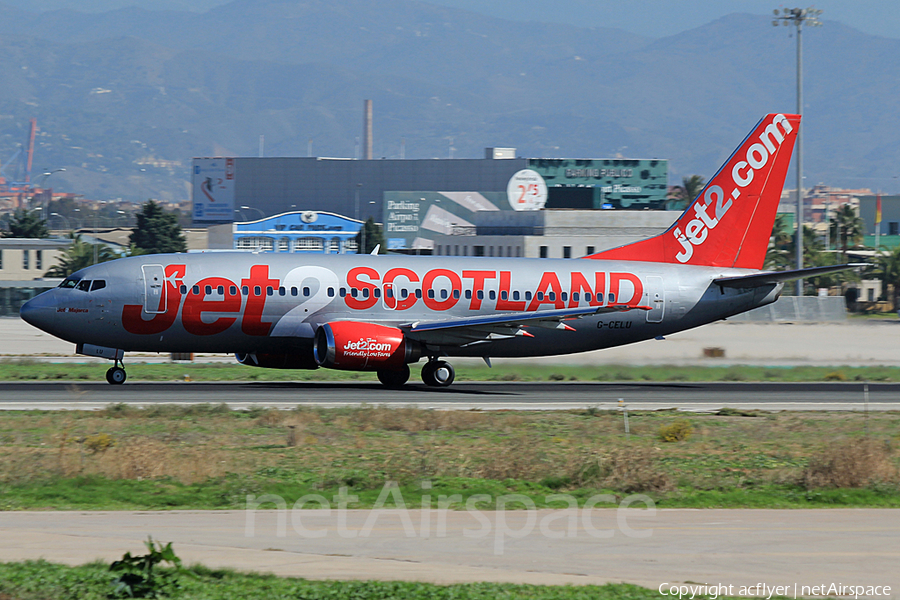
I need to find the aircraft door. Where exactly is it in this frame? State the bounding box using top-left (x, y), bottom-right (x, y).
top-left (645, 276), bottom-right (665, 323)
top-left (382, 282), bottom-right (396, 310)
top-left (142, 264), bottom-right (167, 314)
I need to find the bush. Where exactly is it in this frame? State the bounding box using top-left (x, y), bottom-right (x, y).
top-left (824, 371), bottom-right (847, 381)
top-left (658, 419), bottom-right (693, 442)
top-left (109, 537), bottom-right (182, 598)
top-left (84, 433), bottom-right (115, 453)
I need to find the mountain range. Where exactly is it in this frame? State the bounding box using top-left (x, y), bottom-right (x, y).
top-left (0, 0), bottom-right (898, 203)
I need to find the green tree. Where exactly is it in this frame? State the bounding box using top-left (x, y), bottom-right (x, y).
top-left (355, 217), bottom-right (385, 254)
top-left (129, 200), bottom-right (187, 254)
top-left (44, 233), bottom-right (119, 277)
top-left (828, 204), bottom-right (865, 261)
top-left (666, 175), bottom-right (705, 211)
top-left (874, 244), bottom-right (900, 309)
top-left (765, 213), bottom-right (793, 270)
top-left (2, 209), bottom-right (50, 239)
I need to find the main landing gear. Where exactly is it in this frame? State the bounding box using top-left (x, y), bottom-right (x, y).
top-left (421, 359), bottom-right (455, 387)
top-left (105, 359), bottom-right (127, 385)
top-left (377, 364), bottom-right (410, 388)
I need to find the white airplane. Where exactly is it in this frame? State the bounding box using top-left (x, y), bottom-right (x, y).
top-left (21, 113), bottom-right (855, 387)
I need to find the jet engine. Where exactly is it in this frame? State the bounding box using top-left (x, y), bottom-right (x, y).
top-left (235, 352), bottom-right (318, 370)
top-left (314, 321), bottom-right (421, 370)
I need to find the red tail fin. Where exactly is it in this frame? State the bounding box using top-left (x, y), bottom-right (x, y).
top-left (586, 113), bottom-right (800, 269)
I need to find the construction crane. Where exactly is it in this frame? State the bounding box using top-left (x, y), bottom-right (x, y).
top-left (0, 118), bottom-right (37, 195)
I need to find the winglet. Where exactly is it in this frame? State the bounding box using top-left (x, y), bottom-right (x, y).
top-left (585, 114), bottom-right (800, 270)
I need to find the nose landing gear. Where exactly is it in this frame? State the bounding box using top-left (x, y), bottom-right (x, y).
top-left (105, 359), bottom-right (127, 385)
top-left (421, 359), bottom-right (455, 387)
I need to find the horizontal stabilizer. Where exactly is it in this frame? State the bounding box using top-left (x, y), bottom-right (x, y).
top-left (714, 263), bottom-right (866, 288)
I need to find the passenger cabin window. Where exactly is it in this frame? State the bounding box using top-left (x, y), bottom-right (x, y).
top-left (279, 287), bottom-right (286, 296)
top-left (512, 291), bottom-right (520, 301)
top-left (476, 290), bottom-right (484, 300)
top-left (180, 285), bottom-right (187, 294)
top-left (415, 289), bottom-right (422, 299)
top-left (205, 285), bottom-right (212, 295)
top-left (192, 285), bottom-right (200, 295)
top-left (339, 288), bottom-right (346, 297)
top-left (91, 280), bottom-right (106, 292)
top-left (453, 289), bottom-right (460, 299)
top-left (327, 287), bottom-right (335, 297)
top-left (242, 286), bottom-right (249, 295)
top-left (230, 286), bottom-right (237, 295)
top-left (465, 290), bottom-right (472, 300)
top-left (536, 291), bottom-right (544, 301)
top-left (217, 286), bottom-right (225, 295)
top-left (525, 291), bottom-right (532, 300)
top-left (291, 287), bottom-right (298, 296)
top-left (254, 286), bottom-right (261, 296)
top-left (266, 286), bottom-right (274, 296)
top-left (489, 290), bottom-right (496, 300)
top-left (374, 288), bottom-right (381, 298)
top-left (608, 293), bottom-right (615, 303)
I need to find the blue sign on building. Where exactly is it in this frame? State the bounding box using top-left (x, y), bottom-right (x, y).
top-left (233, 211), bottom-right (363, 254)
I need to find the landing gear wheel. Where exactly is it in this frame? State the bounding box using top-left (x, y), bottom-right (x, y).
top-left (106, 366), bottom-right (127, 385)
top-left (421, 360), bottom-right (454, 387)
top-left (377, 365), bottom-right (410, 388)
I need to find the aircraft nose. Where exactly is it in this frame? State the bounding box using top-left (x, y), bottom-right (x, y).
top-left (20, 291), bottom-right (59, 334)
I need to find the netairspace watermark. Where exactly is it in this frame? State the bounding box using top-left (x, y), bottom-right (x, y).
top-left (245, 480), bottom-right (656, 555)
top-left (659, 582), bottom-right (893, 600)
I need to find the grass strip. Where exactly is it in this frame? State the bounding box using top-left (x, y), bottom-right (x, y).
top-left (1, 360), bottom-right (899, 382)
top-left (0, 560), bottom-right (783, 600)
top-left (0, 407), bottom-right (897, 510)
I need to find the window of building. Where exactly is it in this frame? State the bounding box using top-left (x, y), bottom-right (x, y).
top-left (277, 237), bottom-right (290, 252)
top-left (586, 246), bottom-right (595, 255)
top-left (563, 246), bottom-right (571, 259)
top-left (474, 246), bottom-right (485, 257)
top-left (890, 222), bottom-right (899, 236)
top-left (454, 245), bottom-right (459, 255)
top-left (516, 246), bottom-right (522, 257)
top-left (236, 236), bottom-right (274, 252)
top-left (35, 250), bottom-right (42, 270)
top-left (436, 245), bottom-right (442, 255)
top-left (0, 249), bottom-right (3, 269)
top-left (329, 237), bottom-right (341, 254)
top-left (295, 237), bottom-right (324, 252)
top-left (539, 246), bottom-right (548, 258)
top-left (489, 246), bottom-right (494, 257)
top-left (22, 250), bottom-right (29, 270)
top-left (344, 239), bottom-right (358, 253)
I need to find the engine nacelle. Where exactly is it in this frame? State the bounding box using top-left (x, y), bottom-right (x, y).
top-left (314, 321), bottom-right (421, 370)
top-left (235, 352), bottom-right (318, 370)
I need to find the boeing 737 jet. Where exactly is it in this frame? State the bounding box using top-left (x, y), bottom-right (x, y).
top-left (21, 114), bottom-right (856, 387)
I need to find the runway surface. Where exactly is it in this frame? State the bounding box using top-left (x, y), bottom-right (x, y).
top-left (1, 509), bottom-right (897, 591)
top-left (0, 380), bottom-right (897, 411)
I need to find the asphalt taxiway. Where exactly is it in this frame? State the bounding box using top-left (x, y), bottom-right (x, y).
top-left (1, 509), bottom-right (897, 591)
top-left (0, 380), bottom-right (897, 411)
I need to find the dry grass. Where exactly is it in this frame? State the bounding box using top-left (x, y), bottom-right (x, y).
top-left (803, 438), bottom-right (898, 489)
top-left (0, 407), bottom-right (898, 499)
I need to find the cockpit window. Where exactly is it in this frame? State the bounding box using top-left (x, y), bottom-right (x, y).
top-left (76, 280), bottom-right (92, 292)
top-left (60, 277), bottom-right (80, 289)
top-left (91, 280), bottom-right (106, 292)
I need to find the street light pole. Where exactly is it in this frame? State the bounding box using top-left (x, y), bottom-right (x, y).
top-left (39, 169), bottom-right (66, 224)
top-left (773, 7), bottom-right (822, 296)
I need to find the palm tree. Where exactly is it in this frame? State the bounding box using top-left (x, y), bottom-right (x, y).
top-left (765, 213), bottom-right (793, 271)
top-left (44, 233), bottom-right (119, 278)
top-left (828, 204), bottom-right (865, 261)
top-left (874, 244), bottom-right (900, 310)
top-left (666, 175), bottom-right (705, 211)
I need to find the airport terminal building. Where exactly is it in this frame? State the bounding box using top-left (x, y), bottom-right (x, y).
top-left (193, 152), bottom-right (669, 252)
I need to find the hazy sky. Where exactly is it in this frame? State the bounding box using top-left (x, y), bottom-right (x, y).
top-left (9, 0), bottom-right (900, 40)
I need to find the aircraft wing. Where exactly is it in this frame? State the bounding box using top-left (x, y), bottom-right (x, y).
top-left (714, 263), bottom-right (866, 288)
top-left (400, 304), bottom-right (652, 346)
